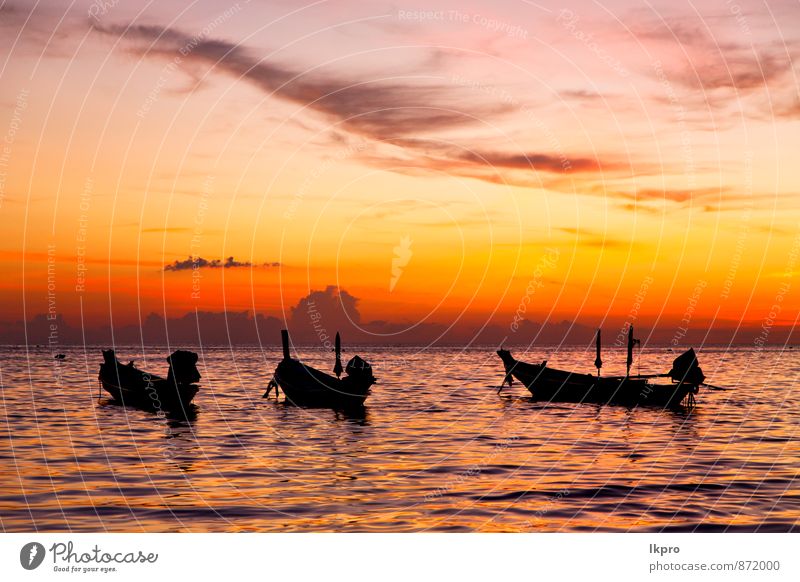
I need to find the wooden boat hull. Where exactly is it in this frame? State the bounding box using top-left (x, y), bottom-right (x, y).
top-left (498, 354), bottom-right (696, 408)
top-left (99, 365), bottom-right (198, 411)
top-left (273, 358), bottom-right (374, 408)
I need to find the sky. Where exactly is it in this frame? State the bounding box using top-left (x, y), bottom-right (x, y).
top-left (1, 0), bottom-right (799, 344)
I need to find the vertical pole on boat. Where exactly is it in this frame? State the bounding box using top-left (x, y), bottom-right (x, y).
top-left (281, 329), bottom-right (291, 361)
top-left (626, 325), bottom-right (640, 377)
top-left (333, 332), bottom-right (343, 378)
top-left (594, 328), bottom-right (602, 377)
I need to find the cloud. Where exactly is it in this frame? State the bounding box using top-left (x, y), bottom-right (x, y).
top-left (457, 150), bottom-right (621, 174)
top-left (355, 138), bottom-right (629, 191)
top-left (293, 285), bottom-right (359, 318)
top-left (141, 227), bottom-right (193, 233)
top-left (632, 19), bottom-right (709, 47)
top-left (92, 21), bottom-right (627, 185)
top-left (91, 22), bottom-right (510, 140)
top-left (285, 285), bottom-right (453, 344)
top-left (0, 3), bottom-right (84, 59)
top-left (632, 14), bottom-right (798, 94)
top-left (559, 89), bottom-right (607, 102)
top-left (613, 186), bottom-right (729, 204)
top-left (164, 256), bottom-right (280, 271)
top-left (290, 285), bottom-right (361, 343)
top-left (556, 227), bottom-right (635, 249)
top-left (678, 51), bottom-right (792, 92)
top-left (775, 97), bottom-right (800, 119)
top-left (0, 4), bottom-right (21, 18)
top-left (0, 4), bottom-right (29, 30)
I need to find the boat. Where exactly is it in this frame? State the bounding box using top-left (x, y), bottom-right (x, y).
top-left (98, 349), bottom-right (200, 411)
top-left (264, 330), bottom-right (376, 407)
top-left (497, 327), bottom-right (707, 408)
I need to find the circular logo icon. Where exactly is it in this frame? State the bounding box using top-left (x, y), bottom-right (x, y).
top-left (20, 542), bottom-right (46, 570)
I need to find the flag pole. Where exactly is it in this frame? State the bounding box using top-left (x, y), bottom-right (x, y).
top-left (594, 328), bottom-right (602, 378)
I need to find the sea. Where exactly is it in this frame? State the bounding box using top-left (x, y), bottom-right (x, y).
top-left (1, 345), bottom-right (797, 532)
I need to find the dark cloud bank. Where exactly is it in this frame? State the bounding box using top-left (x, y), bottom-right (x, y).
top-left (4, 286), bottom-right (795, 347)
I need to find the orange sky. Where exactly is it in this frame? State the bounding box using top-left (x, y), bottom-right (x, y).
top-left (1, 0), bottom-right (799, 339)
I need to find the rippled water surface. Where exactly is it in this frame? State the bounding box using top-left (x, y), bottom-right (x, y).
top-left (1, 345), bottom-right (798, 532)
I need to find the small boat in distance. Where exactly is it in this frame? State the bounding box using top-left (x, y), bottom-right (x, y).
top-left (265, 330), bottom-right (376, 407)
top-left (98, 349), bottom-right (200, 411)
top-left (497, 327), bottom-right (707, 409)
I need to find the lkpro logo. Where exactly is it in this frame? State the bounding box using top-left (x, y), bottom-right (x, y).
top-left (20, 542), bottom-right (46, 570)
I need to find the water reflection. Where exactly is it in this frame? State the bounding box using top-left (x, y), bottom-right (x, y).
top-left (98, 398), bottom-right (199, 420)
top-left (1, 345), bottom-right (797, 532)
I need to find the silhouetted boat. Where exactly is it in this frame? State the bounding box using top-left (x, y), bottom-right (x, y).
top-left (497, 327), bottom-right (706, 408)
top-left (98, 349), bottom-right (200, 411)
top-left (265, 330), bottom-right (376, 407)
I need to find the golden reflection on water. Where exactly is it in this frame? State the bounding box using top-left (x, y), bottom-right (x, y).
top-left (0, 345), bottom-right (797, 531)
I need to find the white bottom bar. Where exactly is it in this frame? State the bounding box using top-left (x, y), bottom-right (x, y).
top-left (1, 533), bottom-right (796, 581)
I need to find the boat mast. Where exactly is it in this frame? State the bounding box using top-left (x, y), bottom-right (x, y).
top-left (594, 328), bottom-right (602, 377)
top-left (333, 332), bottom-right (343, 378)
top-left (626, 325), bottom-right (640, 377)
